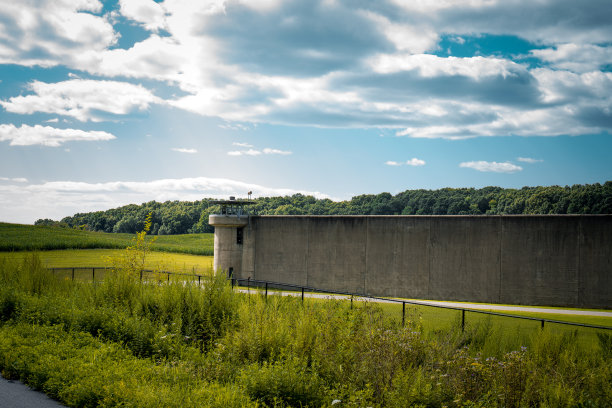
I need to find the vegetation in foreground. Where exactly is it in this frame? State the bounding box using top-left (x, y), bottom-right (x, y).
top-left (0, 222), bottom-right (213, 255)
top-left (1, 254), bottom-right (611, 407)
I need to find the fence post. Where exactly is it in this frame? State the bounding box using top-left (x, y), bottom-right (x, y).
top-left (92, 268), bottom-right (95, 283)
top-left (461, 309), bottom-right (466, 332)
top-left (71, 268), bottom-right (75, 281)
top-left (167, 272), bottom-right (170, 282)
top-left (350, 295), bottom-right (353, 309)
top-left (541, 320), bottom-right (545, 329)
top-left (402, 302), bottom-right (406, 327)
top-left (140, 270), bottom-right (143, 282)
top-left (265, 282), bottom-right (268, 300)
top-left (301, 287), bottom-right (304, 304)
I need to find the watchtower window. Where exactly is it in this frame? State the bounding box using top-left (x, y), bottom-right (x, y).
top-left (236, 227), bottom-right (244, 245)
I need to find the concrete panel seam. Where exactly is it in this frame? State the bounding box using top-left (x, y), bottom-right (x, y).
top-left (306, 217), bottom-right (310, 288)
top-left (364, 217), bottom-right (368, 295)
top-left (427, 217), bottom-right (432, 300)
top-left (498, 216), bottom-right (503, 304)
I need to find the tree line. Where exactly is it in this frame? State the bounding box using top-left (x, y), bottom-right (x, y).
top-left (36, 182), bottom-right (612, 234)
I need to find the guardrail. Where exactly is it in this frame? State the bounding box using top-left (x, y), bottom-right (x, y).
top-left (48, 267), bottom-right (612, 332)
top-left (231, 277), bottom-right (612, 332)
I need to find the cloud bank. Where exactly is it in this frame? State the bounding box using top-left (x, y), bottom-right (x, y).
top-left (0, 176), bottom-right (331, 224)
top-left (0, 0), bottom-right (610, 139)
top-left (0, 124), bottom-right (116, 147)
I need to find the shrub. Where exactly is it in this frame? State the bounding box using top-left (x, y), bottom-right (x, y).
top-left (239, 357), bottom-right (327, 407)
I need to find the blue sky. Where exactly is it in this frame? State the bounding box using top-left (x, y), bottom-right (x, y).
top-left (1, 0), bottom-right (611, 223)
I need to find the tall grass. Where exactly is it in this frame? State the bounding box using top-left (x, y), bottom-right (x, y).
top-left (1, 254), bottom-right (611, 407)
top-left (0, 222), bottom-right (213, 255)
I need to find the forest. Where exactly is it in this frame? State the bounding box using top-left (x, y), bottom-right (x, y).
top-left (36, 182), bottom-right (612, 235)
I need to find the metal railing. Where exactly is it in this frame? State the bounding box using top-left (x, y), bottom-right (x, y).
top-left (230, 277), bottom-right (612, 332)
top-left (48, 267), bottom-right (612, 332)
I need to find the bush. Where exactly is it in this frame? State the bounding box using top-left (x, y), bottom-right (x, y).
top-left (239, 358), bottom-right (327, 407)
top-left (0, 324), bottom-right (255, 408)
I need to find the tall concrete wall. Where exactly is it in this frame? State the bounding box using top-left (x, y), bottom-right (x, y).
top-left (224, 215), bottom-right (611, 309)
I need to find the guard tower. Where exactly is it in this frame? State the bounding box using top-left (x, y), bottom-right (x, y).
top-left (208, 197), bottom-right (255, 277)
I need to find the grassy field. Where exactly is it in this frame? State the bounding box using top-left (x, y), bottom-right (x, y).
top-left (0, 222), bottom-right (213, 255)
top-left (0, 250), bottom-right (213, 274)
top-left (240, 289), bottom-right (612, 350)
top-left (371, 301), bottom-right (612, 351)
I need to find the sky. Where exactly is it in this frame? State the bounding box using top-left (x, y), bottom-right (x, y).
top-left (0, 0), bottom-right (611, 224)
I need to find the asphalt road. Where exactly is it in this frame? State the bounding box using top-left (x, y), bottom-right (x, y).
top-left (0, 375), bottom-right (66, 408)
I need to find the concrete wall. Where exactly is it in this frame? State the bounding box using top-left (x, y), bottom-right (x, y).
top-left (224, 215), bottom-right (611, 309)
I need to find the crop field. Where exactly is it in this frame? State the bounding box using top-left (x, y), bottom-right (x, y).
top-left (0, 250), bottom-right (213, 274)
top-left (0, 222), bottom-right (213, 255)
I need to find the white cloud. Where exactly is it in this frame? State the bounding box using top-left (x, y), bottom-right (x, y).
top-left (530, 43), bottom-right (612, 73)
top-left (228, 146), bottom-right (291, 156)
top-left (517, 157), bottom-right (543, 163)
top-left (86, 35), bottom-right (191, 83)
top-left (386, 158), bottom-right (426, 166)
top-left (119, 0), bottom-right (167, 32)
top-left (0, 80), bottom-right (162, 122)
top-left (171, 147), bottom-right (198, 154)
top-left (0, 0), bottom-right (117, 67)
top-left (459, 161), bottom-right (523, 173)
top-left (369, 54), bottom-right (521, 78)
top-left (0, 124), bottom-right (115, 147)
top-left (221, 123), bottom-right (252, 131)
top-left (45, 118), bottom-right (59, 123)
top-left (532, 68), bottom-right (612, 104)
top-left (228, 149), bottom-right (262, 156)
top-left (0, 176), bottom-right (331, 224)
top-left (263, 148), bottom-right (292, 155)
top-left (0, 177), bottom-right (28, 182)
top-left (362, 11), bottom-right (438, 54)
top-left (406, 158), bottom-right (426, 166)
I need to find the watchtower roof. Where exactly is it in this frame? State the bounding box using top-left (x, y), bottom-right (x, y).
top-left (209, 196), bottom-right (255, 216)
top-left (209, 199), bottom-right (256, 205)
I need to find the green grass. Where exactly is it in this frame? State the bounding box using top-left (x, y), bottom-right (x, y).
top-left (1, 250), bottom-right (213, 274)
top-left (0, 222), bottom-right (213, 255)
top-left (373, 301), bottom-right (612, 352)
top-left (1, 255), bottom-right (611, 407)
top-left (241, 288), bottom-right (611, 354)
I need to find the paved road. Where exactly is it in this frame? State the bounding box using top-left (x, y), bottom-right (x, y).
top-left (0, 376), bottom-right (66, 408)
top-left (241, 289), bottom-right (612, 317)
